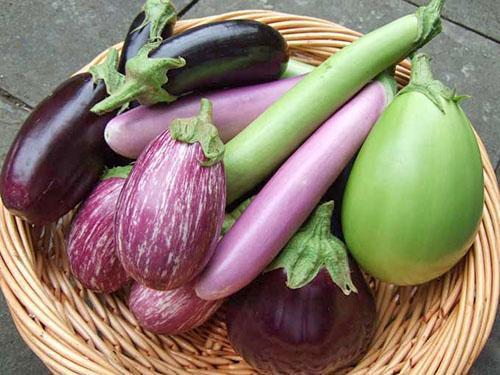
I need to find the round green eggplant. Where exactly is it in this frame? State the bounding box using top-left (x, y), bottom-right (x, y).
top-left (341, 54), bottom-right (484, 285)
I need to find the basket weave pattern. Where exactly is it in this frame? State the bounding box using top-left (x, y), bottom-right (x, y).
top-left (0, 10), bottom-right (498, 375)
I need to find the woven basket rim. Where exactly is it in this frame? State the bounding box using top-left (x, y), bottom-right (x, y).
top-left (1, 10), bottom-right (499, 375)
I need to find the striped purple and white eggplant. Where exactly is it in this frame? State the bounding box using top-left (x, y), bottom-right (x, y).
top-left (67, 166), bottom-right (132, 293)
top-left (129, 281), bottom-right (223, 334)
top-left (116, 99), bottom-right (226, 290)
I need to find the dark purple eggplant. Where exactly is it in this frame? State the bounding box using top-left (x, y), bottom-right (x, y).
top-left (0, 72), bottom-right (114, 224)
top-left (92, 20), bottom-right (289, 114)
top-left (67, 166), bottom-right (131, 293)
top-left (129, 281), bottom-right (223, 334)
top-left (225, 202), bottom-right (376, 375)
top-left (118, 0), bottom-right (176, 73)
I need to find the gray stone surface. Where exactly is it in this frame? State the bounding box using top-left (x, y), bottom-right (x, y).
top-left (0, 95), bottom-right (29, 163)
top-left (186, 0), bottom-right (500, 168)
top-left (0, 292), bottom-right (47, 374)
top-left (0, 0), bottom-right (192, 107)
top-left (411, 0), bottom-right (500, 41)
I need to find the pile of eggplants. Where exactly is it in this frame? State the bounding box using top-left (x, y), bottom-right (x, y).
top-left (1, 0), bottom-right (488, 373)
top-left (0, 0), bottom-right (288, 224)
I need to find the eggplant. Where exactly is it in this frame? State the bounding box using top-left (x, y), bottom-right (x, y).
top-left (118, 0), bottom-right (176, 73)
top-left (0, 73), bottom-right (113, 224)
top-left (225, 202), bottom-right (376, 374)
top-left (92, 20), bottom-right (289, 114)
top-left (116, 99), bottom-right (226, 290)
top-left (129, 281), bottom-right (223, 334)
top-left (67, 167), bottom-right (131, 293)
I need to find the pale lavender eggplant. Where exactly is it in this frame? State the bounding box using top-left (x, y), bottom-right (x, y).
top-left (116, 131), bottom-right (226, 291)
top-left (129, 281), bottom-right (223, 334)
top-left (104, 76), bottom-right (303, 159)
top-left (195, 75), bottom-right (395, 300)
top-left (67, 177), bottom-right (129, 293)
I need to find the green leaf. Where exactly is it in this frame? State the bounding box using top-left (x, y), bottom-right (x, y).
top-left (170, 99), bottom-right (225, 166)
top-left (268, 201), bottom-right (358, 294)
top-left (91, 41), bottom-right (185, 114)
top-left (89, 48), bottom-right (126, 95)
top-left (139, 0), bottom-right (177, 41)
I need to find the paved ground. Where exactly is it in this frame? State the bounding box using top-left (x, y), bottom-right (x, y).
top-left (0, 0), bottom-right (498, 373)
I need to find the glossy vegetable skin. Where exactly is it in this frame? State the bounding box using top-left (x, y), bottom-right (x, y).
top-left (342, 54), bottom-right (484, 285)
top-left (0, 74), bottom-right (113, 224)
top-left (67, 175), bottom-right (129, 293)
top-left (118, 5), bottom-right (175, 73)
top-left (116, 100), bottom-right (226, 290)
top-left (226, 265), bottom-right (375, 374)
top-left (196, 75), bottom-right (395, 300)
top-left (91, 20), bottom-right (289, 113)
top-left (105, 75), bottom-right (305, 159)
top-left (156, 20), bottom-right (289, 95)
top-left (129, 281), bottom-right (223, 334)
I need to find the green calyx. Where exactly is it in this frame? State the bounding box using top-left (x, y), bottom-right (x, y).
top-left (101, 165), bottom-right (133, 180)
top-left (399, 53), bottom-right (468, 113)
top-left (170, 99), bottom-right (225, 167)
top-left (89, 48), bottom-right (126, 96)
top-left (222, 198), bottom-right (253, 235)
top-left (414, 0), bottom-right (445, 49)
top-left (137, 0), bottom-right (177, 41)
top-left (269, 201), bottom-right (357, 295)
top-left (91, 41), bottom-right (185, 114)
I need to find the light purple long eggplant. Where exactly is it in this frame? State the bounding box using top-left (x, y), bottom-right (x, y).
top-left (195, 73), bottom-right (396, 300)
top-left (67, 167), bottom-right (131, 293)
top-left (129, 281), bottom-right (223, 334)
top-left (116, 99), bottom-right (226, 290)
top-left (105, 76), bottom-right (304, 159)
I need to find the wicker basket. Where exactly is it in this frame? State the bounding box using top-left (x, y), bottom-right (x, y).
top-left (0, 10), bottom-right (498, 375)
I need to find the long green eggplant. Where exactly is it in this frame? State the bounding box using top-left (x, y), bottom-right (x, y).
top-left (223, 0), bottom-right (445, 203)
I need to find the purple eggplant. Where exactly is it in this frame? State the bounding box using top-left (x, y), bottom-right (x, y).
top-left (226, 202), bottom-right (376, 374)
top-left (118, 0), bottom-right (176, 73)
top-left (0, 72), bottom-right (114, 224)
top-left (92, 20), bottom-right (289, 114)
top-left (66, 166), bottom-right (131, 293)
top-left (129, 281), bottom-right (223, 334)
top-left (0, 49), bottom-right (128, 224)
top-left (116, 99), bottom-right (226, 290)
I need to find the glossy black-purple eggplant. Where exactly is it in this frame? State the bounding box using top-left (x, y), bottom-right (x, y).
top-left (118, 0), bottom-right (176, 73)
top-left (225, 202), bottom-right (376, 375)
top-left (92, 20), bottom-right (290, 114)
top-left (0, 73), bottom-right (112, 224)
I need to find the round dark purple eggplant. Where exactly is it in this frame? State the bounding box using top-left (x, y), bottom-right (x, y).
top-left (67, 176), bottom-right (129, 293)
top-left (226, 264), bottom-right (376, 375)
top-left (0, 74), bottom-right (114, 224)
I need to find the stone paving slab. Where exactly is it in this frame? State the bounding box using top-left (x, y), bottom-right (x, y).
top-left (411, 0), bottom-right (500, 41)
top-left (0, 96), bottom-right (29, 163)
top-left (0, 292), bottom-right (47, 374)
top-left (0, 0), bottom-right (192, 107)
top-left (185, 0), bottom-right (500, 168)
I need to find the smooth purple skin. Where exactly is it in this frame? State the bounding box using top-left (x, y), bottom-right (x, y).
top-left (116, 131), bottom-right (226, 290)
top-left (0, 73), bottom-right (114, 224)
top-left (105, 76), bottom-right (303, 159)
top-left (196, 81), bottom-right (389, 300)
top-left (129, 281), bottom-right (223, 334)
top-left (226, 266), bottom-right (376, 374)
top-left (67, 178), bottom-right (129, 293)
